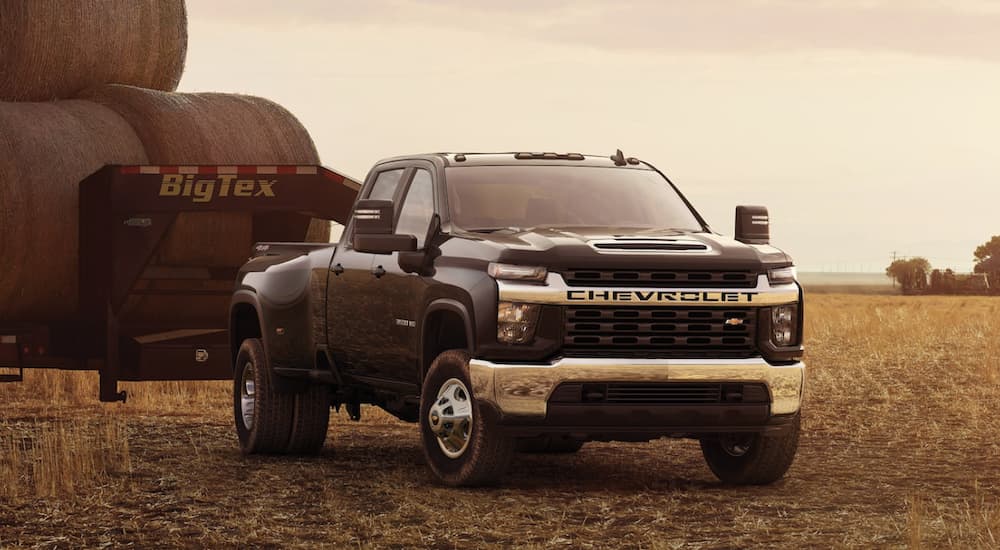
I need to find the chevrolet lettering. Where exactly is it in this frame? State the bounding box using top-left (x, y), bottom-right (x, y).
top-left (566, 290), bottom-right (757, 303)
top-left (232, 152), bottom-right (805, 487)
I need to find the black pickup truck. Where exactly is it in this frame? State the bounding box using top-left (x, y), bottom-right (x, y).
top-left (230, 152), bottom-right (805, 486)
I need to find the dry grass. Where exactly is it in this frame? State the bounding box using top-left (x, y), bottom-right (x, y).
top-left (1, 294), bottom-right (999, 547)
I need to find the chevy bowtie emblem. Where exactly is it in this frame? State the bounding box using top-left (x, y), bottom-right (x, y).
top-left (725, 318), bottom-right (745, 326)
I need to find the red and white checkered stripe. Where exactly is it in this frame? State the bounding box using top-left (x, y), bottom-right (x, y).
top-left (118, 165), bottom-right (361, 189)
top-left (120, 165), bottom-right (319, 176)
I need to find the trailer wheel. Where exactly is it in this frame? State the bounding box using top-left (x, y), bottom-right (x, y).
top-left (285, 384), bottom-right (330, 455)
top-left (420, 350), bottom-right (514, 486)
top-left (516, 436), bottom-right (585, 454)
top-left (233, 338), bottom-right (294, 454)
top-left (699, 414), bottom-right (801, 485)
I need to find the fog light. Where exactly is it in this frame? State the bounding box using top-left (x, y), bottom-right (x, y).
top-left (497, 302), bottom-right (541, 344)
top-left (771, 305), bottom-right (798, 346)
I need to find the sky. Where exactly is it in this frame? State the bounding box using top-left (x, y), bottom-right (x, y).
top-left (179, 0), bottom-right (1000, 272)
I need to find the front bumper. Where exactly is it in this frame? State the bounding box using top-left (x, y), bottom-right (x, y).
top-left (469, 357), bottom-right (804, 432)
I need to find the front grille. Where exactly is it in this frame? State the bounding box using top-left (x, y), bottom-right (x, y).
top-left (563, 306), bottom-right (757, 358)
top-left (549, 382), bottom-right (770, 404)
top-left (563, 269), bottom-right (757, 288)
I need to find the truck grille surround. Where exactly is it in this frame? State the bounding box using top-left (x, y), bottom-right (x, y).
top-left (562, 269), bottom-right (757, 288)
top-left (563, 306), bottom-right (757, 359)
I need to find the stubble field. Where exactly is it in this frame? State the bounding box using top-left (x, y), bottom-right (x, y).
top-left (1, 294), bottom-right (999, 548)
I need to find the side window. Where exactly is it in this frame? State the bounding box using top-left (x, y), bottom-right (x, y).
top-left (367, 169), bottom-right (405, 201)
top-left (396, 169), bottom-right (435, 249)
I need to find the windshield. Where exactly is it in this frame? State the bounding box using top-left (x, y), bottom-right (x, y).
top-left (444, 165), bottom-right (704, 232)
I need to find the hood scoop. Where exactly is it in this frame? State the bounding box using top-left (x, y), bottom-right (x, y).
top-left (589, 237), bottom-right (709, 253)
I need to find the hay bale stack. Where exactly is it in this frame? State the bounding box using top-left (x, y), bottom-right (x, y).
top-left (0, 100), bottom-right (148, 322)
top-left (83, 84), bottom-right (329, 270)
top-left (0, 0), bottom-right (187, 101)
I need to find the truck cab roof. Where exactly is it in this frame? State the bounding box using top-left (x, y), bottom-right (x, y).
top-left (374, 152), bottom-right (654, 170)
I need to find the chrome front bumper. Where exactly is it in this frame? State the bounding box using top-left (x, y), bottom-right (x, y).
top-left (469, 357), bottom-right (805, 424)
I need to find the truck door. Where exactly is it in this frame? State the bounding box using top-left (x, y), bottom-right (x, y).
top-left (369, 167), bottom-right (436, 384)
top-left (326, 166), bottom-right (407, 379)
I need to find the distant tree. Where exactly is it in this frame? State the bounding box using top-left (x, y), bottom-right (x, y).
top-left (930, 269), bottom-right (943, 291)
top-left (974, 236), bottom-right (1000, 274)
top-left (886, 257), bottom-right (931, 291)
top-left (943, 268), bottom-right (957, 293)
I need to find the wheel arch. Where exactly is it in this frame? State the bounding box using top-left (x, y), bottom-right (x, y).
top-left (421, 299), bottom-right (475, 383)
top-left (230, 291), bottom-right (267, 368)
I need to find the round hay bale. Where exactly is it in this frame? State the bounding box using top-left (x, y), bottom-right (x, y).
top-left (0, 100), bottom-right (148, 322)
top-left (0, 0), bottom-right (187, 101)
top-left (82, 84), bottom-right (328, 270)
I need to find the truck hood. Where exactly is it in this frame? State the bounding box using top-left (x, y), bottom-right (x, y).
top-left (443, 226), bottom-right (792, 272)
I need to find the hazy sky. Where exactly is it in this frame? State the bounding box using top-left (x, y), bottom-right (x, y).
top-left (180, 1), bottom-right (1000, 272)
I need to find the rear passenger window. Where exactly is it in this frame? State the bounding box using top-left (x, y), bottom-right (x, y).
top-left (367, 169), bottom-right (405, 201)
top-left (396, 169), bottom-right (435, 249)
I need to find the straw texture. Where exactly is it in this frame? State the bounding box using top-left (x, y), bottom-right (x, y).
top-left (0, 100), bottom-right (148, 321)
top-left (0, 0), bottom-right (188, 101)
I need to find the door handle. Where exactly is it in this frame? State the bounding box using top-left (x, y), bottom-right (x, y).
top-left (331, 263), bottom-right (344, 275)
top-left (372, 265), bottom-right (386, 278)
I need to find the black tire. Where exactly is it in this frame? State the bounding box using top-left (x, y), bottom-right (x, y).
top-left (699, 414), bottom-right (801, 485)
top-left (285, 384), bottom-right (330, 455)
top-left (233, 338), bottom-right (294, 454)
top-left (420, 350), bottom-right (514, 486)
top-left (516, 436), bottom-right (585, 454)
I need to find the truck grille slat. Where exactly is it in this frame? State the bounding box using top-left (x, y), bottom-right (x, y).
top-left (549, 383), bottom-right (770, 404)
top-left (564, 269), bottom-right (756, 288)
top-left (564, 306), bottom-right (757, 359)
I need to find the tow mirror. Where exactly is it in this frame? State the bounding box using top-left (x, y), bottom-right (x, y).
top-left (352, 199), bottom-right (417, 254)
top-left (735, 205), bottom-right (770, 245)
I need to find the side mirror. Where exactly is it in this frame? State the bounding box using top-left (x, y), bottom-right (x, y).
top-left (735, 205), bottom-right (770, 245)
top-left (352, 199), bottom-right (418, 254)
top-left (398, 214), bottom-right (442, 275)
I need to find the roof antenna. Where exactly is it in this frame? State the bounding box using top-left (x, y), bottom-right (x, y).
top-left (610, 149), bottom-right (627, 166)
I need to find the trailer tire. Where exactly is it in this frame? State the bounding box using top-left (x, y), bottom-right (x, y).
top-left (420, 350), bottom-right (514, 486)
top-left (285, 384), bottom-right (330, 455)
top-left (699, 414), bottom-right (800, 485)
top-left (516, 437), bottom-right (585, 454)
top-left (233, 338), bottom-right (294, 454)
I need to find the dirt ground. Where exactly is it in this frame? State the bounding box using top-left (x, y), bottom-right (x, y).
top-left (2, 294), bottom-right (999, 548)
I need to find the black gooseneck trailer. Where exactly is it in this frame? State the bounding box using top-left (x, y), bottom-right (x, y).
top-left (0, 164), bottom-right (359, 402)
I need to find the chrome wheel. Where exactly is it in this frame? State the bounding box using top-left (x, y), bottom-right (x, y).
top-left (240, 362), bottom-right (256, 430)
top-left (428, 378), bottom-right (473, 458)
top-left (720, 434), bottom-right (753, 457)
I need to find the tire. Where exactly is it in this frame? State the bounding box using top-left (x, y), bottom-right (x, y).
top-left (420, 350), bottom-right (514, 486)
top-left (699, 414), bottom-right (801, 485)
top-left (285, 384), bottom-right (330, 455)
top-left (233, 338), bottom-right (294, 454)
top-left (516, 436), bottom-right (585, 454)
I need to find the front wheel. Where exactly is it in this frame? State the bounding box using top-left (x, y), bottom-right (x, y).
top-left (699, 414), bottom-right (801, 485)
top-left (420, 350), bottom-right (514, 486)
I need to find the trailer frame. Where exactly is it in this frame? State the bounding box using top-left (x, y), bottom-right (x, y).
top-left (0, 164), bottom-right (359, 402)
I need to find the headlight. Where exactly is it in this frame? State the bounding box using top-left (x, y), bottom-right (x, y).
top-left (488, 263), bottom-right (547, 283)
top-left (767, 266), bottom-right (797, 285)
top-left (771, 304), bottom-right (798, 346)
top-left (497, 302), bottom-right (541, 344)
